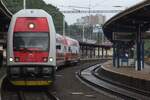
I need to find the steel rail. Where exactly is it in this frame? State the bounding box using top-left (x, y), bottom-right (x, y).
top-left (76, 63), bottom-right (150, 100)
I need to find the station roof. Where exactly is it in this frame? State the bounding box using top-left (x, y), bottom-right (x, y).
top-left (103, 0), bottom-right (150, 42)
top-left (79, 41), bottom-right (112, 49)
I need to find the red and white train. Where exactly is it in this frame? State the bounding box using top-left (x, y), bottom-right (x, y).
top-left (56, 34), bottom-right (80, 67)
top-left (7, 9), bottom-right (80, 86)
top-left (7, 9), bottom-right (56, 86)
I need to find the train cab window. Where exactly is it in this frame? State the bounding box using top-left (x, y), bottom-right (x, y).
top-left (56, 45), bottom-right (61, 50)
top-left (13, 32), bottom-right (49, 51)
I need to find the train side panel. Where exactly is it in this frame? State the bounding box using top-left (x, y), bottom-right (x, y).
top-left (64, 36), bottom-right (80, 65)
top-left (56, 34), bottom-right (66, 67)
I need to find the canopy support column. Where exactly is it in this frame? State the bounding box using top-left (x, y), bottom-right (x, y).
top-left (113, 43), bottom-right (116, 67)
top-left (136, 24), bottom-right (143, 71)
top-left (141, 40), bottom-right (144, 69)
top-left (102, 47), bottom-right (104, 58)
top-left (98, 47), bottom-right (100, 58)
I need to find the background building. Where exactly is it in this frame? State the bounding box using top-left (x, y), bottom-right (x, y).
top-left (75, 14), bottom-right (106, 26)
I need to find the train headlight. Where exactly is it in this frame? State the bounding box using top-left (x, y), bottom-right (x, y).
top-left (43, 67), bottom-right (52, 74)
top-left (28, 23), bottom-right (35, 29)
top-left (10, 67), bottom-right (20, 75)
top-left (49, 57), bottom-right (53, 62)
top-left (9, 58), bottom-right (13, 62)
top-left (43, 57), bottom-right (48, 62)
top-left (15, 57), bottom-right (20, 62)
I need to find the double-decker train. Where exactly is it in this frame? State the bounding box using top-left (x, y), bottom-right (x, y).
top-left (7, 9), bottom-right (56, 86)
top-left (7, 9), bottom-right (80, 86)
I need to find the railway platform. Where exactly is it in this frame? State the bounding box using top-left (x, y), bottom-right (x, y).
top-left (99, 61), bottom-right (150, 92)
top-left (101, 61), bottom-right (150, 81)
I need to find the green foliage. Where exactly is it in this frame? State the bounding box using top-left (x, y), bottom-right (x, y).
top-left (2, 0), bottom-right (64, 33)
top-left (144, 40), bottom-right (150, 56)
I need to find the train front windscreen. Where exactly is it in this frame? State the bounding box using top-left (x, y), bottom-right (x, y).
top-left (13, 32), bottom-right (49, 62)
top-left (13, 32), bottom-right (49, 51)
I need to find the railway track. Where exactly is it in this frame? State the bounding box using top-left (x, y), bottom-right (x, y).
top-left (92, 66), bottom-right (150, 97)
top-left (1, 78), bottom-right (59, 100)
top-left (2, 88), bottom-right (58, 100)
top-left (76, 64), bottom-right (150, 100)
top-left (0, 60), bottom-right (106, 100)
top-left (16, 90), bottom-right (58, 100)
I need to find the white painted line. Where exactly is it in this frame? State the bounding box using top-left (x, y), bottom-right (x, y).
top-left (56, 74), bottom-right (63, 77)
top-left (70, 92), bottom-right (84, 95)
top-left (84, 94), bottom-right (96, 98)
top-left (53, 95), bottom-right (60, 100)
top-left (48, 91), bottom-right (60, 100)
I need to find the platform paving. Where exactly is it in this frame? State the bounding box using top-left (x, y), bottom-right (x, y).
top-left (102, 61), bottom-right (150, 81)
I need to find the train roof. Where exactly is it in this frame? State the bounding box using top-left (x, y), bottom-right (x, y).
top-left (13, 9), bottom-right (52, 18)
top-left (56, 33), bottom-right (65, 43)
top-left (56, 34), bottom-right (79, 46)
top-left (65, 36), bottom-right (79, 46)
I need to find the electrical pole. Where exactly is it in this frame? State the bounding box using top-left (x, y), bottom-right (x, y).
top-left (82, 24), bottom-right (85, 42)
top-left (63, 16), bottom-right (65, 36)
top-left (88, 0), bottom-right (91, 40)
top-left (23, 0), bottom-right (26, 9)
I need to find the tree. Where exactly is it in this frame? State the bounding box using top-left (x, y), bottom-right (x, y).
top-left (2, 0), bottom-right (64, 33)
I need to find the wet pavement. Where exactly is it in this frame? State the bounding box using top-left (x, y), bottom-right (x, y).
top-left (50, 61), bottom-right (114, 100)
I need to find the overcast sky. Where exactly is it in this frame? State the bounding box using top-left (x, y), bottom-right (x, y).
top-left (43, 0), bottom-right (144, 25)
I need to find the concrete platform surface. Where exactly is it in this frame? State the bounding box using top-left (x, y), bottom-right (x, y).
top-left (102, 61), bottom-right (150, 81)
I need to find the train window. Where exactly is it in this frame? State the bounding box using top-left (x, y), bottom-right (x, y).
top-left (68, 47), bottom-right (72, 52)
top-left (13, 32), bottom-right (49, 51)
top-left (56, 45), bottom-right (61, 50)
top-left (64, 46), bottom-right (66, 52)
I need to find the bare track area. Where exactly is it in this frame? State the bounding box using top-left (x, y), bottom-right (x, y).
top-left (1, 78), bottom-right (58, 100)
top-left (50, 60), bottom-right (114, 100)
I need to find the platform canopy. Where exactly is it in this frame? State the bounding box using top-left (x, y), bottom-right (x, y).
top-left (103, 0), bottom-right (150, 42)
